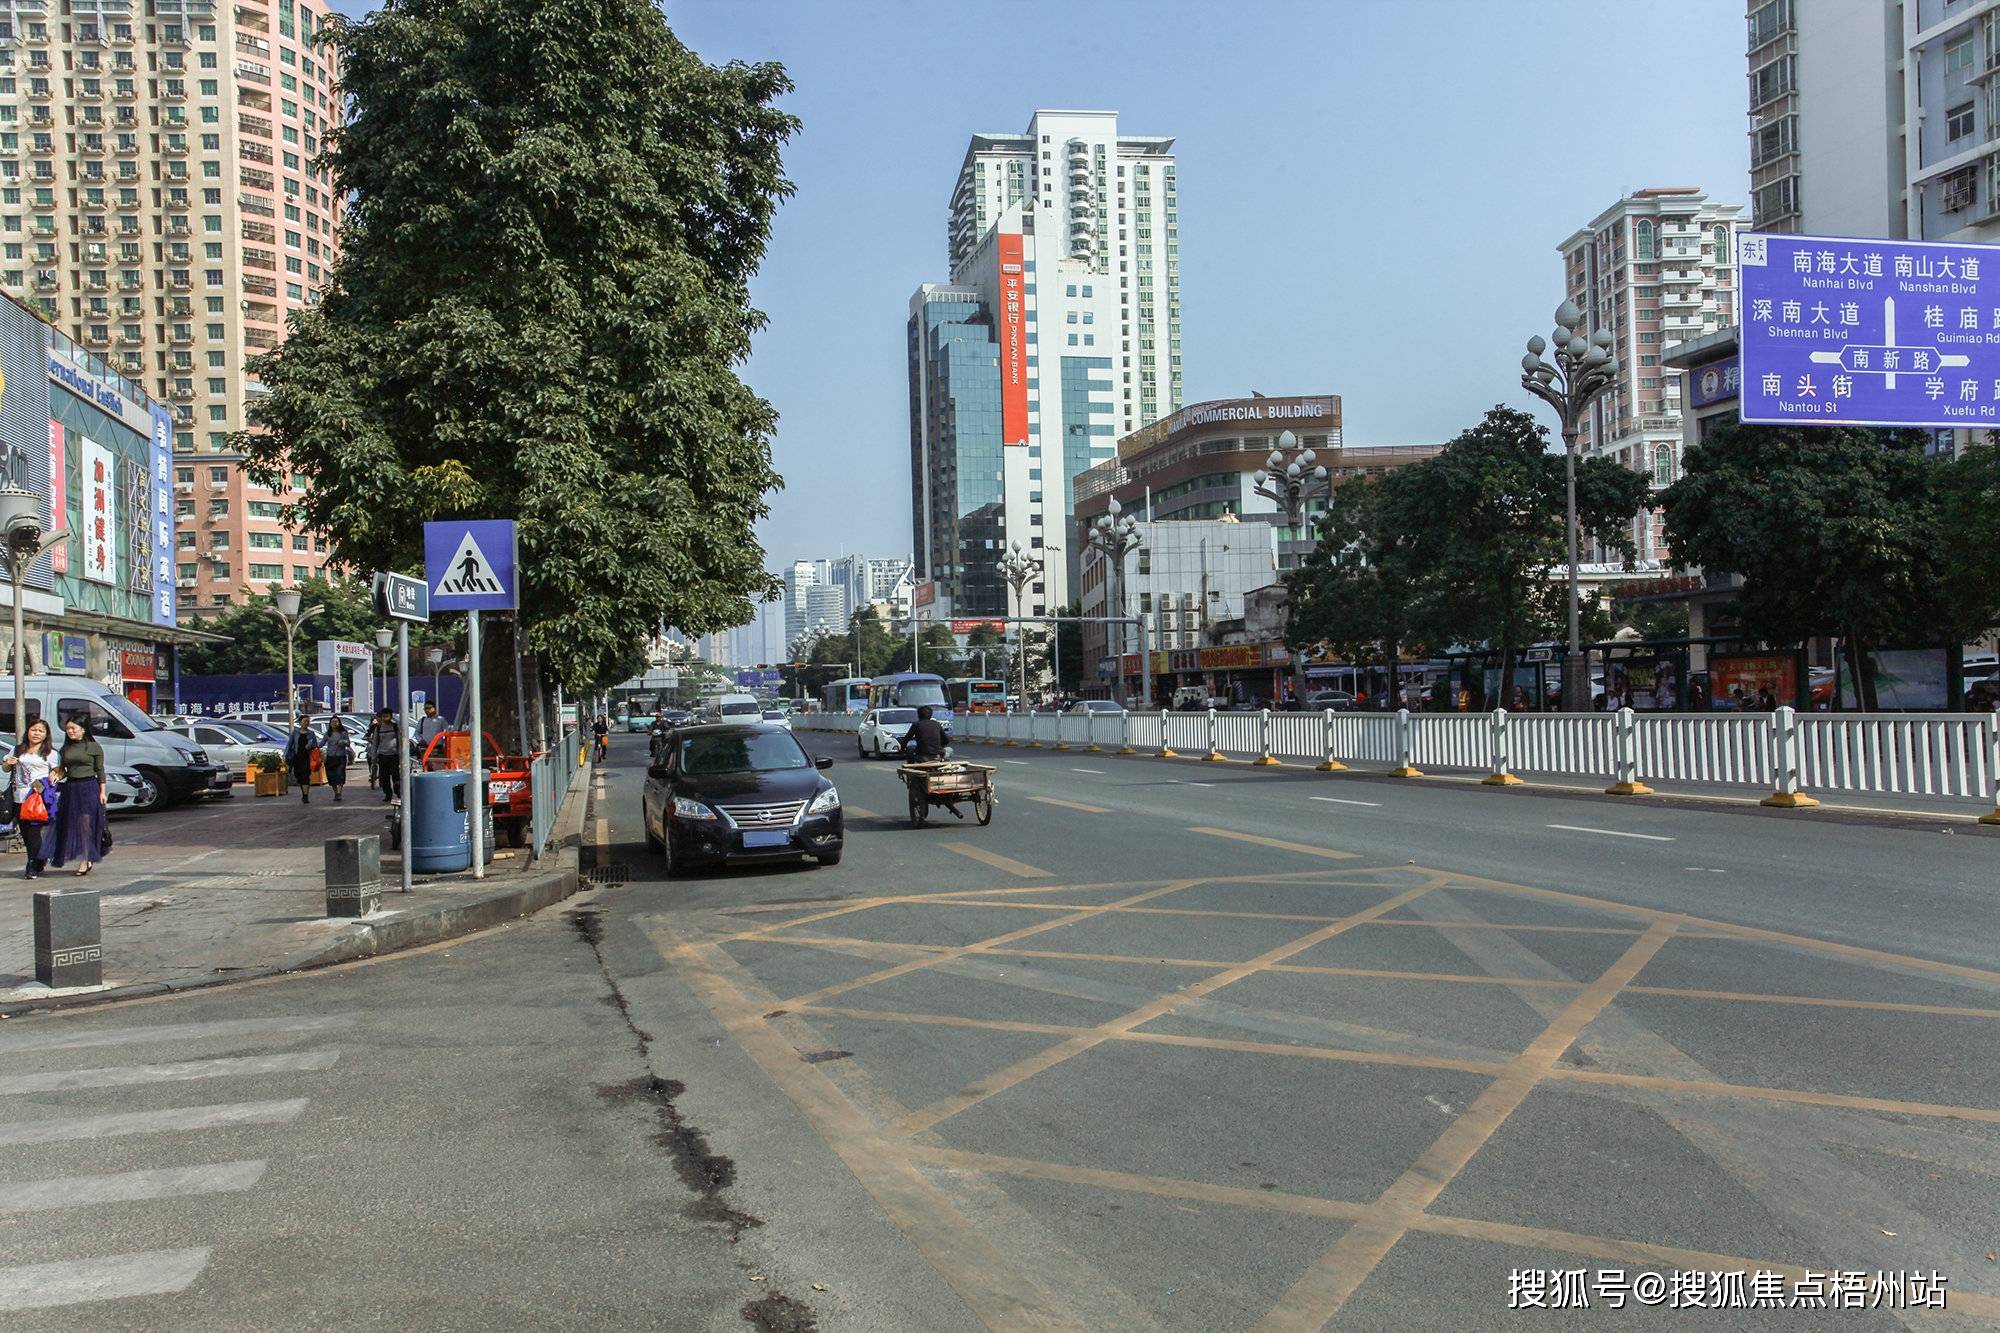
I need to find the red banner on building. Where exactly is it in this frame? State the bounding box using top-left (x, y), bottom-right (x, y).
top-left (997, 233), bottom-right (1027, 446)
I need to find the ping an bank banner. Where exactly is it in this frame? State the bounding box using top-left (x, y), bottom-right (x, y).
top-left (998, 232), bottom-right (1028, 446)
top-left (1739, 231), bottom-right (2000, 429)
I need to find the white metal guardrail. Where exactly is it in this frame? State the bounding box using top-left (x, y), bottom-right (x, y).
top-left (807, 707), bottom-right (2000, 815)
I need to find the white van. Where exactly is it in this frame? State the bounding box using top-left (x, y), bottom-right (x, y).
top-left (712, 692), bottom-right (763, 724)
top-left (2, 678), bottom-right (230, 810)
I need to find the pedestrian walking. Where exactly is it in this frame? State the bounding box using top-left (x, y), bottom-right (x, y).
top-left (3, 718), bottom-right (58, 878)
top-left (416, 701), bottom-right (448, 751)
top-left (49, 716), bottom-right (108, 876)
top-left (319, 720), bottom-right (349, 801)
top-left (284, 722), bottom-right (322, 805)
top-left (365, 708), bottom-right (403, 804)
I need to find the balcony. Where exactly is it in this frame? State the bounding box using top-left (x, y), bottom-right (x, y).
top-left (243, 327), bottom-right (278, 349)
top-left (169, 274), bottom-right (192, 291)
top-left (82, 329), bottom-right (111, 348)
top-left (29, 195), bottom-right (56, 213)
top-left (170, 384), bottom-right (194, 401)
top-left (85, 272), bottom-right (109, 290)
top-left (161, 28), bottom-right (190, 47)
top-left (117, 329), bottom-right (143, 346)
top-left (111, 25), bottom-right (135, 46)
top-left (239, 193), bottom-right (274, 217)
top-left (167, 218), bottom-right (191, 236)
top-left (239, 167), bottom-right (274, 192)
top-left (234, 34), bottom-right (269, 57)
top-left (234, 60), bottom-right (271, 85)
top-left (237, 113), bottom-right (272, 140)
top-left (31, 219), bottom-right (55, 237)
top-left (32, 271), bottom-right (56, 291)
top-left (241, 219), bottom-right (275, 244)
top-left (160, 81), bottom-right (187, 102)
top-left (169, 300), bottom-right (192, 318)
top-left (239, 141), bottom-right (272, 165)
top-left (112, 84), bottom-right (138, 102)
top-left (119, 274), bottom-right (143, 291)
top-left (78, 136), bottom-right (106, 157)
top-left (162, 136), bottom-right (189, 156)
top-left (172, 353), bottom-right (193, 368)
top-left (170, 326), bottom-right (194, 345)
top-left (164, 164), bottom-right (189, 182)
top-left (241, 274), bottom-right (276, 297)
top-left (26, 107), bottom-right (51, 126)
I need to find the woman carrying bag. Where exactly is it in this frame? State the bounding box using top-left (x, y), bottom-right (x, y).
top-left (319, 720), bottom-right (349, 801)
top-left (3, 718), bottom-right (59, 879)
top-left (50, 716), bottom-right (108, 877)
top-left (284, 722), bottom-right (322, 805)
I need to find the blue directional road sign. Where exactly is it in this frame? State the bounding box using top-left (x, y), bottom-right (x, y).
top-left (373, 571), bottom-right (430, 623)
top-left (1739, 231), bottom-right (2000, 429)
top-left (424, 519), bottom-right (518, 612)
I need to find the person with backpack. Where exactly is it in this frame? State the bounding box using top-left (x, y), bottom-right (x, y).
top-left (365, 708), bottom-right (403, 803)
top-left (3, 718), bottom-right (58, 879)
top-left (284, 721), bottom-right (322, 805)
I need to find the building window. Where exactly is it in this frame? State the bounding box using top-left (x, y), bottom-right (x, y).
top-left (248, 562), bottom-right (282, 581)
top-left (1634, 219), bottom-right (1653, 259)
top-left (1942, 165), bottom-right (1978, 213)
top-left (1946, 34), bottom-right (1975, 77)
top-left (1653, 445), bottom-right (1675, 487)
top-left (1948, 102), bottom-right (1976, 142)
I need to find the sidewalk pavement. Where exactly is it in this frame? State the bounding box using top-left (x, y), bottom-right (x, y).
top-left (0, 768), bottom-right (589, 1014)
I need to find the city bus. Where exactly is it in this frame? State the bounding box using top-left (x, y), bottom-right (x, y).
top-left (945, 677), bottom-right (1007, 713)
top-left (820, 677), bottom-right (871, 715)
top-left (867, 671), bottom-right (950, 723)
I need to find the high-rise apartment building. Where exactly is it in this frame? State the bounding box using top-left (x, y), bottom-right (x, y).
top-left (0, 0), bottom-right (344, 614)
top-left (781, 558), bottom-right (815, 650)
top-left (803, 582), bottom-right (846, 640)
top-left (911, 109), bottom-right (1182, 620)
top-left (1559, 188), bottom-right (1743, 561)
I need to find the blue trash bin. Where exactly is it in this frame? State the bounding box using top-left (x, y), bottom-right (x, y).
top-left (406, 770), bottom-right (498, 873)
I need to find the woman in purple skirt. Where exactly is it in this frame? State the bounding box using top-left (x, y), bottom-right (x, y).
top-left (50, 716), bottom-right (109, 876)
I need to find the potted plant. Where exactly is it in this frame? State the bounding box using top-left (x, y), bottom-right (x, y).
top-left (250, 750), bottom-right (286, 797)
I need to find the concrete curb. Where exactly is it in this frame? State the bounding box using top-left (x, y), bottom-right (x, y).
top-left (0, 766), bottom-right (592, 1018)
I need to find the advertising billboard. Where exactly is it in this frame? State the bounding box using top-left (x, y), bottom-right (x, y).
top-left (1707, 653), bottom-right (1798, 709)
top-left (1739, 231), bottom-right (2000, 428)
top-left (997, 233), bottom-right (1028, 446)
top-left (149, 403), bottom-right (176, 626)
top-left (46, 421), bottom-right (67, 574)
top-left (82, 435), bottom-right (116, 585)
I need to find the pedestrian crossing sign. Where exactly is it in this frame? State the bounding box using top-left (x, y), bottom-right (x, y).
top-left (424, 519), bottom-right (518, 611)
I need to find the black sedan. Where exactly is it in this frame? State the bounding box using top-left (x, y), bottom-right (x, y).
top-left (641, 723), bottom-right (843, 874)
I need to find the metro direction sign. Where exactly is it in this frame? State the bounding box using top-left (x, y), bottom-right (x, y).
top-left (372, 570), bottom-right (430, 623)
top-left (1739, 231), bottom-right (2000, 429)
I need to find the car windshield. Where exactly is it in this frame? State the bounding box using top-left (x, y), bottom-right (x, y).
top-left (102, 694), bottom-right (160, 733)
top-left (893, 681), bottom-right (947, 708)
top-left (719, 700), bottom-right (761, 716)
top-left (876, 708), bottom-right (917, 724)
top-left (680, 731), bottom-right (810, 775)
top-left (216, 723), bottom-right (267, 743)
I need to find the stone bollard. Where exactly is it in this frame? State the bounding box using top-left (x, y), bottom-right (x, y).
top-left (325, 833), bottom-right (383, 917)
top-left (34, 888), bottom-right (102, 988)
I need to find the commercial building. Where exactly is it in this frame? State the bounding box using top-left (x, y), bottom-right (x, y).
top-left (1559, 188), bottom-right (1743, 562)
top-left (0, 0), bottom-right (345, 614)
top-left (910, 109), bottom-right (1182, 620)
top-left (781, 559), bottom-right (815, 650)
top-left (1072, 393), bottom-right (1441, 570)
top-left (1747, 0), bottom-right (2000, 244)
top-left (0, 289), bottom-right (215, 710)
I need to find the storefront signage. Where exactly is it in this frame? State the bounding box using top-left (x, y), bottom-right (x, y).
top-left (46, 422), bottom-right (67, 574)
top-left (46, 345), bottom-right (156, 434)
top-left (119, 648), bottom-right (156, 680)
top-left (1739, 231), bottom-right (2000, 428)
top-left (1199, 644), bottom-right (1265, 671)
top-left (149, 404), bottom-right (176, 626)
top-left (1687, 355), bottom-right (1741, 409)
top-left (42, 631), bottom-right (87, 673)
top-left (997, 233), bottom-right (1028, 447)
top-left (82, 436), bottom-right (116, 585)
top-left (1120, 394), bottom-right (1342, 460)
top-left (950, 619), bottom-right (1005, 634)
top-left (912, 580), bottom-right (936, 608)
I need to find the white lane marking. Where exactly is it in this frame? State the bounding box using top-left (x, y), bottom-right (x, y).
top-left (0, 1013), bottom-right (357, 1057)
top-left (2, 1161), bottom-right (267, 1214)
top-left (0, 1099), bottom-right (309, 1148)
top-left (1310, 796), bottom-right (1382, 808)
top-left (0, 1248), bottom-right (212, 1312)
top-left (1184, 781), bottom-right (1215, 788)
top-left (1003, 759), bottom-right (1029, 765)
top-left (1070, 768), bottom-right (1106, 775)
top-left (1546, 823), bottom-right (1674, 843)
top-left (0, 1050), bottom-right (339, 1097)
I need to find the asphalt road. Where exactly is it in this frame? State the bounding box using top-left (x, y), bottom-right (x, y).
top-left (3, 731), bottom-right (1996, 1330)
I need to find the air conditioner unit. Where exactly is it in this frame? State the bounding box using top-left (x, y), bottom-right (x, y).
top-left (173, 480), bottom-right (193, 494)
top-left (175, 577), bottom-right (195, 588)
top-left (1157, 610), bottom-right (1178, 630)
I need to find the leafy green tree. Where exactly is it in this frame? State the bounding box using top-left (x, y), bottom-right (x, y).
top-left (1395, 406), bottom-right (1649, 698)
top-left (885, 622), bottom-right (959, 676)
top-left (244, 0), bottom-right (797, 745)
top-left (180, 576), bottom-right (456, 676)
top-left (1661, 422), bottom-right (1998, 709)
top-left (1285, 474), bottom-right (1433, 705)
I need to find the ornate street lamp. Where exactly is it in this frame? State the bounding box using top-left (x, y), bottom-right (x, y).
top-left (1251, 430), bottom-right (1329, 706)
top-left (995, 544), bottom-right (1044, 710)
top-left (1086, 498), bottom-right (1145, 698)
top-left (1520, 300), bottom-right (1619, 712)
top-left (264, 584), bottom-right (324, 728)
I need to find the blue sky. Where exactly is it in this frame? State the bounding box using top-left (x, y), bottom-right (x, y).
top-left (334, 0), bottom-right (1752, 578)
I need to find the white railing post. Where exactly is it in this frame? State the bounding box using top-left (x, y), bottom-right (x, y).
top-left (1005, 711), bottom-right (1022, 747)
top-left (1028, 710), bottom-right (1044, 748)
top-left (1316, 708), bottom-right (1346, 772)
top-left (1053, 711), bottom-right (1071, 750)
top-left (1986, 711), bottom-right (2000, 825)
top-left (1085, 713), bottom-right (1103, 753)
top-left (1483, 708), bottom-right (1522, 786)
top-left (1158, 707), bottom-right (1177, 759)
top-left (1759, 704), bottom-right (1820, 809)
top-left (1118, 708), bottom-right (1137, 755)
top-left (1391, 708), bottom-right (1422, 778)
top-left (1254, 707), bottom-right (1281, 765)
top-left (1604, 706), bottom-right (1652, 795)
top-left (1203, 706), bottom-right (1228, 762)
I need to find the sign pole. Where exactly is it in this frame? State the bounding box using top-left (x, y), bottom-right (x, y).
top-left (468, 609), bottom-right (484, 879)
top-left (397, 620), bottom-right (411, 894)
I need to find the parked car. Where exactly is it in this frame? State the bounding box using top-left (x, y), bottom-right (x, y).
top-left (641, 722), bottom-right (841, 874)
top-left (857, 706), bottom-right (919, 759)
top-left (1304, 690), bottom-right (1357, 712)
top-left (659, 707), bottom-right (695, 728)
top-left (3, 678), bottom-right (227, 810)
top-left (759, 708), bottom-right (792, 730)
top-left (106, 765), bottom-right (156, 814)
top-left (161, 719), bottom-right (278, 781)
top-left (226, 710), bottom-right (366, 764)
top-left (1066, 700), bottom-right (1125, 716)
top-left (710, 692), bottom-right (763, 724)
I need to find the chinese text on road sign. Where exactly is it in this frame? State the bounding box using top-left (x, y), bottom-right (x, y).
top-left (374, 571), bottom-right (430, 623)
top-left (423, 519), bottom-right (518, 612)
top-left (1739, 231), bottom-right (2000, 429)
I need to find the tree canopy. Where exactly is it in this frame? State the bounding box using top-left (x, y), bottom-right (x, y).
top-left (245, 0), bottom-right (798, 715)
top-left (180, 576), bottom-right (456, 676)
top-left (1284, 472), bottom-right (1433, 700)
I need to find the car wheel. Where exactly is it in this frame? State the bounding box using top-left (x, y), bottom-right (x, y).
top-left (642, 808), bottom-right (661, 852)
top-left (131, 768), bottom-right (169, 813)
top-left (661, 822), bottom-right (686, 877)
top-left (858, 739), bottom-right (867, 759)
top-left (816, 851), bottom-right (842, 867)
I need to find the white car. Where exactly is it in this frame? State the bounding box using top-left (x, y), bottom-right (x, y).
top-left (106, 766), bottom-right (156, 813)
top-left (712, 692), bottom-right (763, 724)
top-left (856, 707), bottom-right (919, 759)
top-left (164, 719), bottom-right (272, 779)
top-left (1066, 700), bottom-right (1126, 716)
top-left (759, 708), bottom-right (792, 730)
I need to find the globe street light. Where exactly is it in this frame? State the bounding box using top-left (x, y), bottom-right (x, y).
top-left (995, 544), bottom-right (1043, 710)
top-left (1251, 429), bottom-right (1330, 707)
top-left (264, 584), bottom-right (324, 729)
top-left (1520, 300), bottom-right (1619, 712)
top-left (374, 627), bottom-right (394, 713)
top-left (1, 486), bottom-right (72, 749)
top-left (1086, 497), bottom-right (1144, 700)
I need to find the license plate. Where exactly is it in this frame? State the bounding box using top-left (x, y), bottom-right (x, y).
top-left (210, 773), bottom-right (234, 788)
top-left (742, 830), bottom-right (790, 849)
